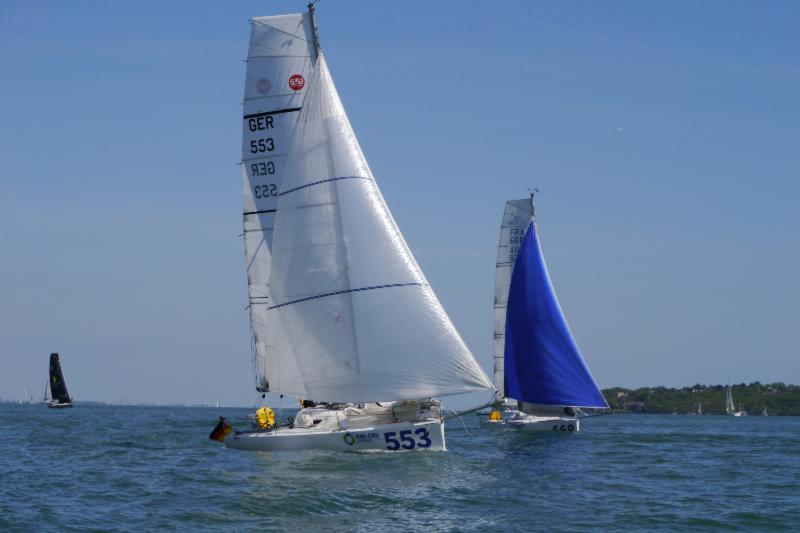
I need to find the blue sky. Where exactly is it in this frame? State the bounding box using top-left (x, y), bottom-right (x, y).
top-left (1, 1), bottom-right (798, 406)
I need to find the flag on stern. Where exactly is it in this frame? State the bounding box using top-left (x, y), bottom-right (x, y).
top-left (209, 417), bottom-right (233, 442)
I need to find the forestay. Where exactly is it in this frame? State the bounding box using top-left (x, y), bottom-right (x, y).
top-left (493, 199), bottom-right (533, 398)
top-left (269, 54), bottom-right (493, 403)
top-left (504, 219), bottom-right (608, 408)
top-left (241, 13), bottom-right (315, 395)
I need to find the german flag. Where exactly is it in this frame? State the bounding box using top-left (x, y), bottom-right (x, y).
top-left (209, 417), bottom-right (233, 443)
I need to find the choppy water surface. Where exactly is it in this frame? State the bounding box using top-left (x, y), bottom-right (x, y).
top-left (1, 405), bottom-right (798, 531)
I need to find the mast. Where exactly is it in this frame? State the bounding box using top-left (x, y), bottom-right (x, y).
top-left (308, 3), bottom-right (321, 59)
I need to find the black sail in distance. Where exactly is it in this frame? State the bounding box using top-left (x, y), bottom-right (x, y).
top-left (49, 353), bottom-right (71, 404)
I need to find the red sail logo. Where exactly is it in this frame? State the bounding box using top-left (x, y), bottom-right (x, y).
top-left (288, 74), bottom-right (305, 91)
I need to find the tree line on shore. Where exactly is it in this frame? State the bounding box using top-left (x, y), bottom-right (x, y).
top-left (602, 382), bottom-right (800, 415)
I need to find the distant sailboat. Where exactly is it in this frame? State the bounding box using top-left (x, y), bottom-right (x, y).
top-left (214, 5), bottom-right (493, 452)
top-left (47, 353), bottom-right (73, 408)
top-left (762, 406), bottom-right (768, 416)
top-left (486, 193), bottom-right (607, 432)
top-left (725, 383), bottom-right (743, 417)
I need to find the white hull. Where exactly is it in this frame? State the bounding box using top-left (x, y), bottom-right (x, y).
top-left (225, 419), bottom-right (445, 452)
top-left (483, 415), bottom-right (580, 432)
top-left (47, 400), bottom-right (73, 409)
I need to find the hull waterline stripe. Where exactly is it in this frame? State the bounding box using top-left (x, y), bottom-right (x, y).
top-left (279, 175), bottom-right (372, 197)
top-left (243, 107), bottom-right (302, 120)
top-left (268, 282), bottom-right (425, 310)
top-left (243, 209), bottom-right (276, 216)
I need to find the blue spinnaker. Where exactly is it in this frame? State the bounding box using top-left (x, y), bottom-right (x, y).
top-left (504, 220), bottom-right (608, 408)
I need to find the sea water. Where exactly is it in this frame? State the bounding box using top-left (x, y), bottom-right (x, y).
top-left (2, 404), bottom-right (798, 531)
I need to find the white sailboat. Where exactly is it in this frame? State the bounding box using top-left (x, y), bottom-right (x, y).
top-left (215, 6), bottom-right (493, 452)
top-left (725, 383), bottom-right (743, 416)
top-left (485, 193), bottom-right (608, 432)
top-left (762, 406), bottom-right (768, 416)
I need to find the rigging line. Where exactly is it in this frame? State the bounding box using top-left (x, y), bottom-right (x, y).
top-left (577, 409), bottom-right (614, 419)
top-left (442, 392), bottom-right (499, 421)
top-left (267, 282), bottom-right (425, 310)
top-left (445, 407), bottom-right (470, 435)
top-left (278, 175), bottom-right (372, 197)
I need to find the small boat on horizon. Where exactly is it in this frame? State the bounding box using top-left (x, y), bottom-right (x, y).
top-left (725, 383), bottom-right (744, 417)
top-left (47, 353), bottom-right (73, 409)
top-left (484, 193), bottom-right (608, 432)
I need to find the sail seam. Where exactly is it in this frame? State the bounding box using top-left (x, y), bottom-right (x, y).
top-left (243, 107), bottom-right (302, 120)
top-left (268, 282), bottom-right (425, 310)
top-left (279, 176), bottom-right (372, 196)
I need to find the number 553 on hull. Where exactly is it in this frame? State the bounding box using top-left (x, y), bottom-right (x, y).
top-left (224, 419), bottom-right (445, 452)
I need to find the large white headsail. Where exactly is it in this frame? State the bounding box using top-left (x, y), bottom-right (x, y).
top-left (494, 198), bottom-right (533, 397)
top-left (269, 54), bottom-right (493, 403)
top-left (242, 13), bottom-right (315, 395)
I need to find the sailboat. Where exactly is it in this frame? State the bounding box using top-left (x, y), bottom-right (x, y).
top-left (47, 352), bottom-right (73, 408)
top-left (725, 383), bottom-right (743, 416)
top-left (215, 6), bottom-right (493, 452)
top-left (762, 406), bottom-right (768, 416)
top-left (485, 193), bottom-right (607, 432)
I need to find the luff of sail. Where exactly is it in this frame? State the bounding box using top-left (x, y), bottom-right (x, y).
top-left (269, 53), bottom-right (493, 403)
top-left (241, 13), bottom-right (315, 395)
top-left (504, 219), bottom-right (607, 408)
top-left (494, 199), bottom-right (534, 398)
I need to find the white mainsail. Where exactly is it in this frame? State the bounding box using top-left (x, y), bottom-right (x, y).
top-left (268, 53), bottom-right (493, 403)
top-left (493, 199), bottom-right (533, 397)
top-left (725, 384), bottom-right (735, 413)
top-left (241, 13), bottom-right (315, 395)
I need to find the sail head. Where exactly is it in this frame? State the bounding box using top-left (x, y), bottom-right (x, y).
top-left (503, 220), bottom-right (607, 408)
top-left (268, 54), bottom-right (493, 402)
